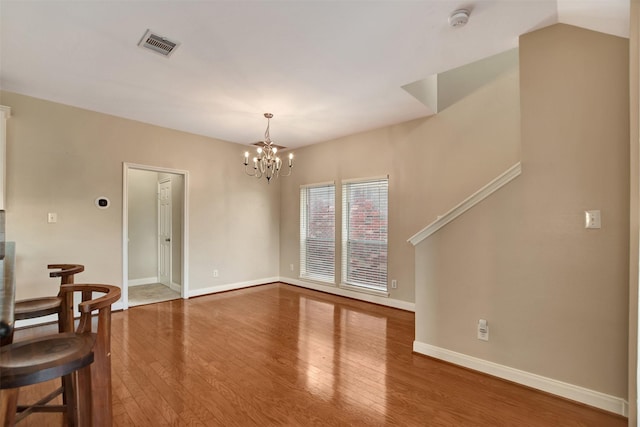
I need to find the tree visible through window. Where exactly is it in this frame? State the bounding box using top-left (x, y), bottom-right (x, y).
top-left (342, 178), bottom-right (388, 291)
top-left (300, 184), bottom-right (335, 283)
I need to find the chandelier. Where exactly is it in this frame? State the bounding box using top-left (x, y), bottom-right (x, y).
top-left (243, 113), bottom-right (293, 183)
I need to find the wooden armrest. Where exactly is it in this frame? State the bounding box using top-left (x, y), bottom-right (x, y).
top-left (48, 264), bottom-right (84, 278)
top-left (59, 285), bottom-right (121, 313)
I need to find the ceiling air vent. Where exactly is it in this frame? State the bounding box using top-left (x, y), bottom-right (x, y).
top-left (138, 29), bottom-right (179, 57)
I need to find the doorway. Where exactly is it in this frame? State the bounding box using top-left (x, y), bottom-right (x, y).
top-left (122, 163), bottom-right (189, 309)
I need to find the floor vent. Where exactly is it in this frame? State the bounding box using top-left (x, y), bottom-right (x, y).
top-left (138, 29), bottom-right (179, 57)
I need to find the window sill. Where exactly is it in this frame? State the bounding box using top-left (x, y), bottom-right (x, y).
top-left (339, 283), bottom-right (389, 298)
top-left (299, 275), bottom-right (337, 287)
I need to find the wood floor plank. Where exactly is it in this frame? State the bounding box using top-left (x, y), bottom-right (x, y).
top-left (10, 283), bottom-right (626, 426)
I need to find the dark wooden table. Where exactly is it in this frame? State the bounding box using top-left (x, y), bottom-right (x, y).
top-left (0, 241), bottom-right (15, 342)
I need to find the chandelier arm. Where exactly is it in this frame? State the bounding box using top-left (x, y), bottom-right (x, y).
top-left (244, 164), bottom-right (258, 177)
top-left (280, 165), bottom-right (293, 177)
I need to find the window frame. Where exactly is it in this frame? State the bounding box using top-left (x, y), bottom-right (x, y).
top-left (340, 176), bottom-right (389, 294)
top-left (299, 182), bottom-right (336, 284)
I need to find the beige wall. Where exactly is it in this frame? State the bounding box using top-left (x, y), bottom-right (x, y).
top-left (2, 91), bottom-right (280, 300)
top-left (278, 54), bottom-right (521, 303)
top-left (416, 24), bottom-right (629, 399)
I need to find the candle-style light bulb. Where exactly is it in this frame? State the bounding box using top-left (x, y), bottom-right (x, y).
top-left (288, 152), bottom-right (293, 167)
top-left (244, 151), bottom-right (249, 165)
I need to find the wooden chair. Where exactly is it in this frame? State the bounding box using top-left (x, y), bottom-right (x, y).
top-left (1, 264), bottom-right (86, 424)
top-left (0, 332), bottom-right (95, 426)
top-left (0, 284), bottom-right (120, 426)
top-left (61, 284), bottom-right (121, 427)
top-left (12, 264), bottom-right (85, 338)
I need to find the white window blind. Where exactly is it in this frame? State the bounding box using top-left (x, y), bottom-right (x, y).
top-left (342, 178), bottom-right (388, 291)
top-left (300, 183), bottom-right (335, 283)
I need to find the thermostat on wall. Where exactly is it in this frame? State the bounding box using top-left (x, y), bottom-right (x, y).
top-left (95, 197), bottom-right (110, 209)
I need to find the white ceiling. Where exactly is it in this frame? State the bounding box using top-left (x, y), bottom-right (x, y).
top-left (0, 0), bottom-right (630, 149)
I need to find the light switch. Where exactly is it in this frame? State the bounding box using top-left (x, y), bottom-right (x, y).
top-left (47, 212), bottom-right (57, 223)
top-left (585, 210), bottom-right (601, 229)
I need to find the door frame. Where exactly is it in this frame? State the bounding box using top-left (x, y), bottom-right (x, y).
top-left (122, 162), bottom-right (189, 310)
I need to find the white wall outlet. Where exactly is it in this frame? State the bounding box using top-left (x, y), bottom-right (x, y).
top-left (477, 319), bottom-right (489, 341)
top-left (585, 210), bottom-right (601, 229)
top-left (391, 279), bottom-right (397, 289)
top-left (47, 212), bottom-right (57, 223)
top-left (213, 269), bottom-right (219, 277)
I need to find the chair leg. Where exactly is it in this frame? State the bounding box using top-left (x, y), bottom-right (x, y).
top-left (62, 372), bottom-right (78, 427)
top-left (76, 365), bottom-right (92, 426)
top-left (91, 348), bottom-right (112, 427)
top-left (92, 311), bottom-right (113, 427)
top-left (0, 389), bottom-right (18, 427)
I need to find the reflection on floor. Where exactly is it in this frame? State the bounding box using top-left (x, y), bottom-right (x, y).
top-left (128, 283), bottom-right (180, 307)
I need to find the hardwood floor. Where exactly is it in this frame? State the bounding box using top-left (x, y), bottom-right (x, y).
top-left (12, 283), bottom-right (626, 426)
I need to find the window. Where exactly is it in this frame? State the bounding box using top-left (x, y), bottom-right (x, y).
top-left (342, 178), bottom-right (388, 291)
top-left (300, 183), bottom-right (335, 283)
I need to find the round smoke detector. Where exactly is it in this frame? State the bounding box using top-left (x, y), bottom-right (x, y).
top-left (449, 9), bottom-right (470, 28)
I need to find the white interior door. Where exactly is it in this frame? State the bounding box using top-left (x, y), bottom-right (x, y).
top-left (158, 179), bottom-right (172, 287)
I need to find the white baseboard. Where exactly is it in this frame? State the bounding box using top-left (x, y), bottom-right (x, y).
top-left (280, 276), bottom-right (415, 312)
top-left (413, 341), bottom-right (628, 417)
top-left (128, 276), bottom-right (158, 287)
top-left (188, 277), bottom-right (280, 298)
top-left (187, 277), bottom-right (414, 313)
top-left (15, 314), bottom-right (58, 329)
top-left (170, 282), bottom-right (181, 292)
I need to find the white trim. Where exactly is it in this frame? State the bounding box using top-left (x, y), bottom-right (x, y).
top-left (300, 180), bottom-right (335, 189)
top-left (282, 276), bottom-right (414, 312)
top-left (341, 174), bottom-right (389, 185)
top-left (170, 282), bottom-right (181, 292)
top-left (15, 314), bottom-right (58, 329)
top-left (413, 341), bottom-right (628, 417)
top-left (123, 162), bottom-right (190, 310)
top-left (189, 277), bottom-right (414, 312)
top-left (128, 277), bottom-right (158, 287)
top-left (188, 277), bottom-right (280, 298)
top-left (339, 282), bottom-right (389, 297)
top-left (408, 162), bottom-right (522, 246)
top-left (299, 274), bottom-right (336, 286)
